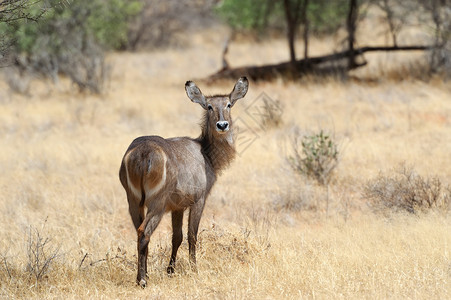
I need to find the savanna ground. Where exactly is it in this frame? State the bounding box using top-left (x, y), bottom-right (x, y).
top-left (0, 18), bottom-right (450, 299)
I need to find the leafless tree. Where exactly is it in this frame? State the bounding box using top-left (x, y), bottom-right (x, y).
top-left (346, 0), bottom-right (358, 68)
top-left (282, 0), bottom-right (310, 64)
top-left (376, 0), bottom-right (402, 46)
top-left (420, 0), bottom-right (450, 74)
top-left (127, 0), bottom-right (218, 50)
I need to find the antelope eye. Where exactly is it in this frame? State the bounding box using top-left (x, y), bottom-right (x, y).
top-left (227, 103), bottom-right (231, 108)
top-left (207, 104), bottom-right (213, 111)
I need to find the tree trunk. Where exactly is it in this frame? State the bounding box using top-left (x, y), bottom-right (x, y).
top-left (347, 0), bottom-right (358, 68)
top-left (302, 0), bottom-right (309, 59)
top-left (283, 0), bottom-right (297, 63)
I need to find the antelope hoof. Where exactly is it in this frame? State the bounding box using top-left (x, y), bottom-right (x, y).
top-left (167, 265), bottom-right (175, 275)
top-left (190, 264), bottom-right (198, 273)
top-left (138, 279), bottom-right (147, 288)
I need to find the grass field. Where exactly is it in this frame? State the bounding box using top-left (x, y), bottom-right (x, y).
top-left (0, 22), bottom-right (450, 299)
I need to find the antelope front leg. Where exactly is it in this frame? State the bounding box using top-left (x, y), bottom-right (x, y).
top-left (188, 198), bottom-right (206, 271)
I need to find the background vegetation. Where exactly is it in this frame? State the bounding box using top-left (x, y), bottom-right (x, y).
top-left (216, 0), bottom-right (349, 35)
top-left (1, 0), bottom-right (141, 92)
top-left (0, 0), bottom-right (450, 298)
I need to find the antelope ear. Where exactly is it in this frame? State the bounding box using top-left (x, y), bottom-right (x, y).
top-left (230, 77), bottom-right (249, 106)
top-left (185, 81), bottom-right (207, 109)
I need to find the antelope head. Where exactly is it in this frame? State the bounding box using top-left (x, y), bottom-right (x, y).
top-left (185, 77), bottom-right (249, 139)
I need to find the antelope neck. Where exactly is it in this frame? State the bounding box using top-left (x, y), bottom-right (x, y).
top-left (198, 113), bottom-right (236, 175)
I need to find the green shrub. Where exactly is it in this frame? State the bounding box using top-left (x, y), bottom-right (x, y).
top-left (289, 130), bottom-right (339, 185)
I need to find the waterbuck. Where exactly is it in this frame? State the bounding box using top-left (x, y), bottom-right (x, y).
top-left (119, 77), bottom-right (249, 287)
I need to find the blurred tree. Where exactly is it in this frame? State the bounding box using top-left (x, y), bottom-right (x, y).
top-left (215, 0), bottom-right (283, 33)
top-left (371, 0), bottom-right (450, 76)
top-left (127, 0), bottom-right (218, 50)
top-left (418, 0), bottom-right (450, 75)
top-left (211, 0), bottom-right (441, 81)
top-left (375, 0), bottom-right (403, 47)
top-left (1, 0), bottom-right (141, 93)
top-left (0, 0), bottom-right (50, 59)
top-left (346, 0), bottom-right (358, 68)
top-left (282, 0), bottom-right (305, 62)
top-left (216, 0), bottom-right (349, 62)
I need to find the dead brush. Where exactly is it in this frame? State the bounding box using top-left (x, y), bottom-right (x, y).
top-left (5, 67), bottom-right (32, 95)
top-left (197, 221), bottom-right (269, 268)
top-left (364, 164), bottom-right (451, 214)
top-left (26, 226), bottom-right (62, 286)
top-left (1, 252), bottom-right (13, 281)
top-left (271, 177), bottom-right (317, 212)
top-left (259, 96), bottom-right (283, 129)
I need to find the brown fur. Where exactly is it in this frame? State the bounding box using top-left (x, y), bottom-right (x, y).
top-left (119, 77), bottom-right (249, 287)
top-left (198, 100), bottom-right (237, 174)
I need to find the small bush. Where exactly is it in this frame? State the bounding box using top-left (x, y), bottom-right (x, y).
top-left (288, 129), bottom-right (339, 185)
top-left (260, 97), bottom-right (283, 129)
top-left (26, 226), bottom-right (61, 285)
top-left (272, 183), bottom-right (318, 212)
top-left (364, 165), bottom-right (451, 214)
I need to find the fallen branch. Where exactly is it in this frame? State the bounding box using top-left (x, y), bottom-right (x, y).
top-left (208, 45), bottom-right (433, 81)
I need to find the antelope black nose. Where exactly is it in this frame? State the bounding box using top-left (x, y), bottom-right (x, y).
top-left (216, 121), bottom-right (229, 131)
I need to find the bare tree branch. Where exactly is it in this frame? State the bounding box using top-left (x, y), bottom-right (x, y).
top-left (208, 44), bottom-right (434, 81)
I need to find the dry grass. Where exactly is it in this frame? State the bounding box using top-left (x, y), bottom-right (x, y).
top-left (1, 20), bottom-right (450, 299)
